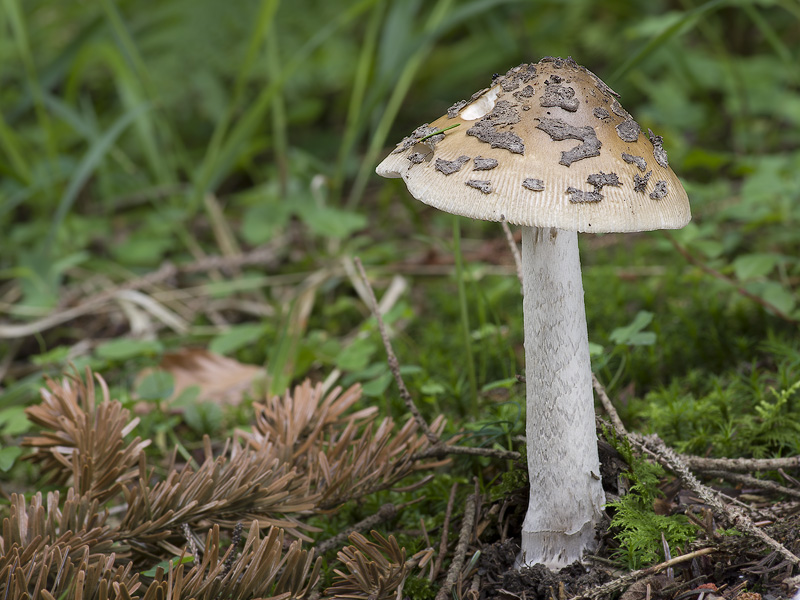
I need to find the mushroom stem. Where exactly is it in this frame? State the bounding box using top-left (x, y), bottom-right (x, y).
top-left (519, 226), bottom-right (605, 569)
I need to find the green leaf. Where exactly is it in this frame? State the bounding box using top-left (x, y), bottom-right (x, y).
top-left (298, 204), bottom-right (367, 239)
top-left (481, 377), bottom-right (518, 392)
top-left (240, 201), bottom-right (292, 245)
top-left (336, 338), bottom-right (377, 371)
top-left (95, 339), bottom-right (163, 361)
top-left (361, 372), bottom-right (393, 397)
top-left (32, 345), bottom-right (72, 366)
top-left (0, 447), bottom-right (22, 472)
top-left (111, 236), bottom-right (173, 266)
top-left (136, 371), bottom-right (174, 402)
top-left (184, 402), bottom-right (224, 434)
top-left (609, 311), bottom-right (656, 346)
top-left (421, 380), bottom-right (447, 396)
top-left (733, 253), bottom-right (781, 280)
top-left (588, 342), bottom-right (604, 357)
top-left (0, 407), bottom-right (31, 436)
top-left (758, 282), bottom-right (796, 316)
top-left (141, 555), bottom-right (194, 577)
top-left (210, 324), bottom-right (264, 356)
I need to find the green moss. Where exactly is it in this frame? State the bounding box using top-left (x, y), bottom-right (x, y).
top-left (604, 428), bottom-right (698, 570)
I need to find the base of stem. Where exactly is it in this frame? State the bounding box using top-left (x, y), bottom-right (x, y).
top-left (516, 518), bottom-right (599, 570)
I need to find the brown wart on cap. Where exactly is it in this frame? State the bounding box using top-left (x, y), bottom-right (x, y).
top-left (566, 187), bottom-right (603, 203)
top-left (435, 155), bottom-right (470, 175)
top-left (391, 124), bottom-right (444, 154)
top-left (622, 152), bottom-right (647, 172)
top-left (447, 100), bottom-right (468, 119)
top-left (522, 178), bottom-right (545, 191)
top-left (649, 180), bottom-right (668, 199)
top-left (514, 85), bottom-right (536, 100)
top-left (587, 172), bottom-right (620, 190)
top-left (408, 152), bottom-right (427, 165)
top-left (535, 118), bottom-right (601, 167)
top-left (540, 80), bottom-right (579, 112)
top-left (593, 107), bottom-right (610, 120)
top-left (616, 119), bottom-right (641, 143)
top-left (466, 180), bottom-right (492, 194)
top-left (473, 156), bottom-right (499, 170)
top-left (610, 99), bottom-right (631, 120)
top-left (466, 101), bottom-right (525, 154)
top-left (649, 129), bottom-right (669, 168)
top-left (499, 63), bottom-right (537, 92)
top-left (634, 170), bottom-right (652, 193)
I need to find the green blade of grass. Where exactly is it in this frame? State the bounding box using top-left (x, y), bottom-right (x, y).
top-left (193, 0), bottom-right (378, 200)
top-left (200, 0), bottom-right (281, 191)
top-left (331, 0), bottom-right (386, 199)
top-left (46, 102), bottom-right (151, 253)
top-left (99, 0), bottom-right (172, 183)
top-left (347, 0), bottom-right (525, 208)
top-left (2, 0), bottom-right (57, 162)
top-left (0, 111), bottom-right (32, 184)
top-left (609, 0), bottom-right (731, 83)
top-left (346, 0), bottom-right (454, 208)
top-left (453, 218), bottom-right (478, 411)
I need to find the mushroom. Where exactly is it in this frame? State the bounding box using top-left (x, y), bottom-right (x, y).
top-left (376, 57), bottom-right (690, 569)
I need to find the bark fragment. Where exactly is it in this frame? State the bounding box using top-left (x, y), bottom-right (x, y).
top-left (593, 107), bottom-right (610, 120)
top-left (649, 129), bottom-right (669, 168)
top-left (616, 119), bottom-right (641, 143)
top-left (447, 100), bottom-right (467, 119)
top-left (587, 172), bottom-right (620, 190)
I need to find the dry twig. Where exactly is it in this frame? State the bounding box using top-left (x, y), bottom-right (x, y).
top-left (592, 373), bottom-right (627, 435)
top-left (354, 257), bottom-right (439, 445)
top-left (572, 547), bottom-right (716, 599)
top-left (434, 487), bottom-right (479, 600)
top-left (432, 483), bottom-right (459, 581)
top-left (703, 470), bottom-right (800, 500)
top-left (636, 433), bottom-right (800, 566)
top-left (0, 245), bottom-right (281, 339)
top-left (684, 455), bottom-right (800, 473)
top-left (500, 218), bottom-right (523, 289)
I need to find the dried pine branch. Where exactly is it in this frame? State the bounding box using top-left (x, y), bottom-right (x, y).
top-left (0, 504), bottom-right (136, 600)
top-left (23, 369), bottom-right (150, 504)
top-left (0, 544), bottom-right (140, 600)
top-left (9, 368), bottom-right (448, 599)
top-left (242, 380), bottom-right (448, 512)
top-left (0, 490), bottom-right (115, 567)
top-left (139, 523), bottom-right (320, 600)
top-left (245, 380), bottom-right (376, 463)
top-left (118, 438), bottom-right (319, 556)
top-left (324, 531), bottom-right (410, 600)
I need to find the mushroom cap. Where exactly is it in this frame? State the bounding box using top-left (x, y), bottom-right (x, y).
top-left (376, 57), bottom-right (690, 233)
